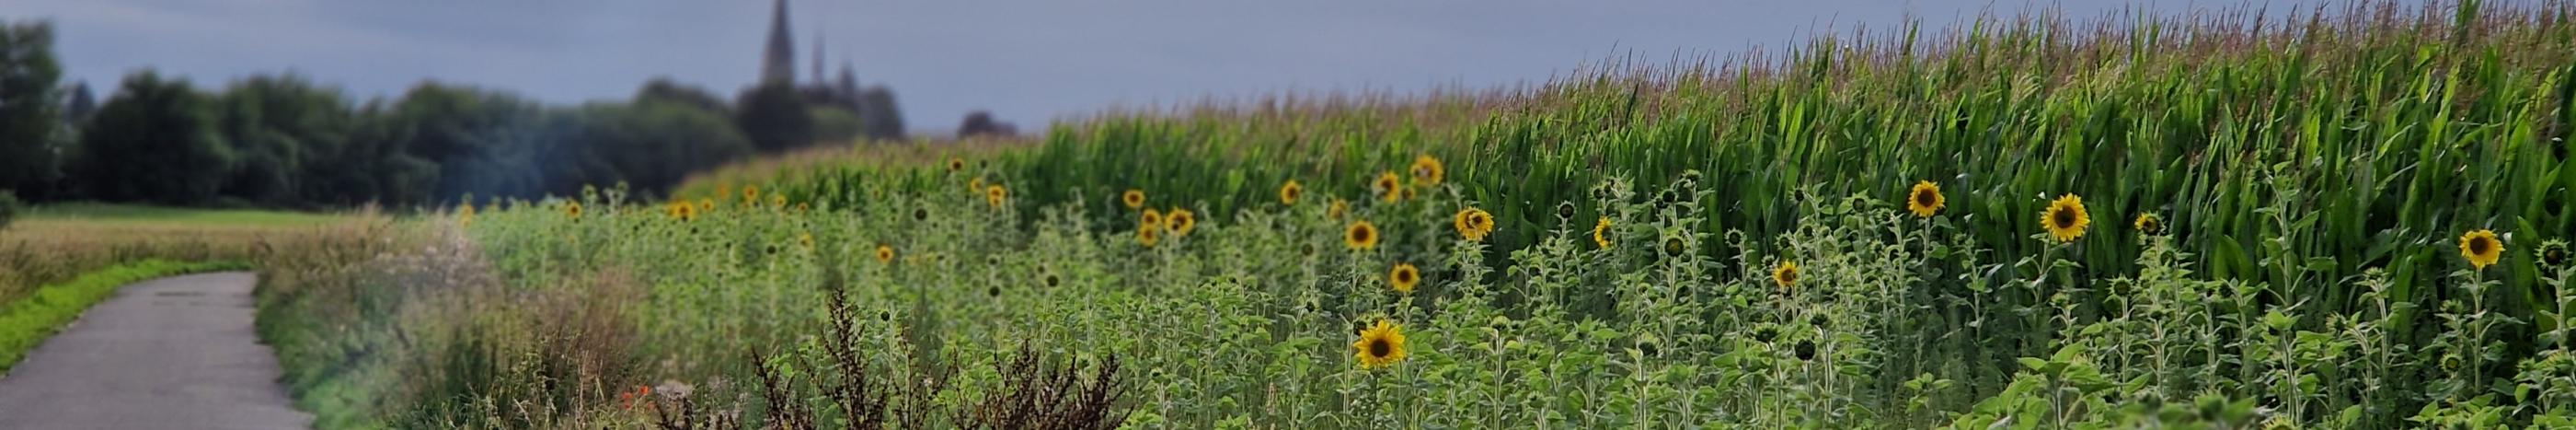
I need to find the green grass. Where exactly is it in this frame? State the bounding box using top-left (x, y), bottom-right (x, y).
top-left (0, 260), bottom-right (247, 375)
top-left (22, 203), bottom-right (346, 227)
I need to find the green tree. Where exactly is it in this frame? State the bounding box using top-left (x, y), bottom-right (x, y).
top-left (735, 81), bottom-right (811, 153)
top-left (215, 74), bottom-right (351, 206)
top-left (0, 21), bottom-right (63, 199)
top-left (75, 71), bottom-right (233, 205)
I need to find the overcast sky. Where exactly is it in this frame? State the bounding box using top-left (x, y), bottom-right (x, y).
top-left (3, 0), bottom-right (2352, 133)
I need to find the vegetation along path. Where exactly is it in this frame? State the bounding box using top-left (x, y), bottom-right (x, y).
top-left (0, 272), bottom-right (312, 429)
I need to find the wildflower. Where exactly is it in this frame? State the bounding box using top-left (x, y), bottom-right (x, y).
top-left (1328, 199), bottom-right (1350, 220)
top-left (1662, 235), bottom-right (1687, 258)
top-left (2134, 214), bottom-right (2163, 236)
top-left (1410, 154), bottom-right (1444, 188)
top-left (2461, 229), bottom-right (2503, 271)
top-left (459, 203), bottom-right (476, 227)
top-left (1346, 220), bottom-right (1380, 250)
top-left (1793, 339), bottom-right (1817, 361)
top-left (1142, 209), bottom-right (1166, 231)
top-left (794, 203), bottom-right (810, 215)
top-left (1167, 208), bottom-right (1197, 237)
top-left (1373, 171), bottom-right (1403, 203)
top-left (1593, 217), bottom-right (1614, 250)
top-left (984, 184), bottom-right (1008, 208)
top-left (948, 157), bottom-right (965, 172)
top-left (1388, 263), bottom-right (1420, 294)
top-left (1555, 202), bottom-right (1577, 223)
top-left (2043, 194), bottom-right (2090, 243)
top-left (771, 194), bottom-right (787, 209)
top-left (875, 245), bottom-right (895, 263)
top-left (1773, 261), bottom-right (1800, 290)
top-left (1454, 207), bottom-right (1495, 241)
top-left (2541, 240), bottom-right (2570, 272)
top-left (742, 185), bottom-right (761, 206)
top-left (698, 199), bottom-right (714, 214)
top-left (971, 177), bottom-right (987, 196)
top-left (1907, 180), bottom-right (1944, 218)
top-left (912, 207), bottom-right (929, 222)
top-left (1352, 320), bottom-right (1409, 369)
top-left (1138, 226), bottom-right (1161, 248)
top-left (565, 202), bottom-right (583, 220)
top-left (1279, 180), bottom-right (1303, 205)
top-left (1122, 189), bottom-right (1146, 209)
top-left (799, 232), bottom-right (815, 250)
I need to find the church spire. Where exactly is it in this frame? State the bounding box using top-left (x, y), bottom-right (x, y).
top-left (812, 29), bottom-right (825, 86)
top-left (760, 0), bottom-right (795, 84)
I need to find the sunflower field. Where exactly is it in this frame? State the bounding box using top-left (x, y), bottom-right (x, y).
top-left (253, 2), bottom-right (2576, 429)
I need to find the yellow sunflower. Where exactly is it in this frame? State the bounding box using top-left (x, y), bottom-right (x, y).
top-left (1121, 189), bottom-right (1146, 209)
top-left (1142, 209), bottom-right (1166, 231)
top-left (947, 157), bottom-right (965, 172)
top-left (875, 245), bottom-right (896, 263)
top-left (1454, 207), bottom-right (1495, 241)
top-left (1388, 263), bottom-right (1421, 294)
top-left (1773, 261), bottom-right (1800, 290)
top-left (672, 202), bottom-right (696, 222)
top-left (2134, 214), bottom-right (2163, 236)
top-left (771, 194), bottom-right (787, 209)
top-left (1138, 226), bottom-right (1162, 248)
top-left (698, 199), bottom-right (715, 213)
top-left (2461, 229), bottom-right (2503, 270)
top-left (2042, 194), bottom-right (2090, 243)
top-left (1593, 217), bottom-right (1614, 249)
top-left (565, 202), bottom-right (583, 219)
top-left (799, 232), bottom-right (815, 250)
top-left (1167, 208), bottom-right (1197, 237)
top-left (1345, 220), bottom-right (1380, 250)
top-left (984, 184), bottom-right (1008, 208)
top-left (1906, 180), bottom-right (1944, 218)
top-left (971, 177), bottom-right (987, 195)
top-left (794, 203), bottom-right (810, 215)
top-left (742, 185), bottom-right (761, 206)
top-left (1328, 199), bottom-right (1350, 220)
top-left (459, 203), bottom-right (476, 227)
top-left (1410, 154), bottom-right (1445, 188)
top-left (1352, 320), bottom-right (1409, 369)
top-left (1279, 180), bottom-right (1303, 205)
top-left (1374, 171), bottom-right (1403, 203)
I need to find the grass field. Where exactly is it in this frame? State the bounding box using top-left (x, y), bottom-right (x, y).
top-left (0, 203), bottom-right (365, 304)
top-left (248, 2), bottom-right (2576, 429)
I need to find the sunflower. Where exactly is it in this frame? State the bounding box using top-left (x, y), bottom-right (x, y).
top-left (1279, 180), bottom-right (1303, 205)
top-left (1121, 189), bottom-right (1146, 209)
top-left (459, 203), bottom-right (477, 227)
top-left (1555, 202), bottom-right (1578, 222)
top-left (984, 184), bottom-right (1008, 208)
top-left (1328, 199), bottom-right (1350, 220)
top-left (2134, 214), bottom-right (2163, 236)
top-left (1345, 220), bottom-right (1380, 250)
top-left (1593, 217), bottom-right (1614, 249)
top-left (1351, 320), bottom-right (1409, 369)
top-left (794, 203), bottom-right (809, 215)
top-left (698, 199), bottom-right (715, 213)
top-left (799, 233), bottom-right (815, 250)
top-left (771, 194), bottom-right (788, 209)
top-left (1773, 261), bottom-right (1800, 290)
top-left (2043, 194), bottom-right (2090, 243)
top-left (1138, 226), bottom-right (1161, 248)
top-left (1167, 208), bottom-right (1197, 237)
top-left (1454, 207), bottom-right (1495, 241)
top-left (1906, 180), bottom-right (1944, 218)
top-left (565, 202), bottom-right (584, 219)
top-left (2460, 229), bottom-right (2503, 271)
top-left (1410, 154), bottom-right (1445, 188)
top-left (1388, 263), bottom-right (1420, 294)
top-left (1662, 235), bottom-right (1687, 258)
top-left (875, 245), bottom-right (896, 263)
top-left (971, 177), bottom-right (987, 195)
top-left (1373, 171), bottom-right (1403, 202)
top-left (1142, 209), bottom-right (1166, 231)
top-left (2538, 239), bottom-right (2569, 272)
top-left (742, 185), bottom-right (761, 205)
top-left (947, 157), bottom-right (965, 172)
top-left (673, 202), bottom-right (697, 222)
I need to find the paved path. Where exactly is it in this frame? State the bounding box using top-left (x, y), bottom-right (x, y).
top-left (0, 272), bottom-right (312, 429)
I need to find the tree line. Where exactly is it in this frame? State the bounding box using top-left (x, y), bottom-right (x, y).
top-left (0, 20), bottom-right (900, 209)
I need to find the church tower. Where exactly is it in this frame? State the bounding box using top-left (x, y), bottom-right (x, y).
top-left (760, 0), bottom-right (796, 84)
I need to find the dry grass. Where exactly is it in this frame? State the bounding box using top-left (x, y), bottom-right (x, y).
top-left (0, 206), bottom-right (372, 304)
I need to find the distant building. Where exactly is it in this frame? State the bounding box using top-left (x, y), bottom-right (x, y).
top-left (760, 0), bottom-right (796, 85)
top-left (756, 0), bottom-right (905, 140)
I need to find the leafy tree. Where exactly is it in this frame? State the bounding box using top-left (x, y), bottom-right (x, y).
top-left (735, 81), bottom-right (811, 152)
top-left (214, 74), bottom-right (351, 206)
top-left (74, 71), bottom-right (233, 205)
top-left (856, 86), bottom-right (904, 141)
top-left (636, 78), bottom-right (727, 114)
top-left (0, 21), bottom-right (63, 199)
top-left (811, 106), bottom-right (863, 144)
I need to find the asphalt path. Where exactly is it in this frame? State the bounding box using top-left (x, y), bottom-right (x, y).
top-left (0, 272), bottom-right (311, 429)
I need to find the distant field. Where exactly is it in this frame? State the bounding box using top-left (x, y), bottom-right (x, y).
top-left (18, 203), bottom-right (347, 227)
top-left (0, 204), bottom-right (372, 304)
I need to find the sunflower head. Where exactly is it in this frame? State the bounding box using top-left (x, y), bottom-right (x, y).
top-left (2461, 229), bottom-right (2504, 270)
top-left (1374, 171), bottom-right (1403, 202)
top-left (794, 203), bottom-right (809, 215)
top-left (742, 185), bottom-right (760, 205)
top-left (1410, 154), bottom-right (1444, 187)
top-left (565, 202), bottom-right (584, 219)
top-left (2541, 239), bottom-right (2570, 272)
top-left (1345, 220), bottom-right (1380, 250)
top-left (1279, 180), bottom-right (1302, 205)
top-left (1138, 226), bottom-right (1161, 248)
top-left (874, 245), bottom-right (895, 263)
top-left (1593, 217), bottom-right (1614, 250)
top-left (1121, 189), bottom-right (1146, 209)
top-left (1388, 263), bottom-right (1420, 294)
top-left (799, 232), bottom-right (815, 250)
top-left (698, 199), bottom-right (715, 213)
top-left (947, 157), bottom-right (965, 172)
top-left (1141, 209), bottom-right (1165, 231)
top-left (912, 207), bottom-right (929, 222)
top-left (1351, 320), bottom-right (1409, 369)
top-left (2043, 194), bottom-right (2091, 243)
top-left (2134, 213), bottom-right (2163, 236)
top-left (674, 202), bottom-right (697, 222)
top-left (1773, 261), bottom-right (1800, 290)
top-left (1167, 208), bottom-right (1197, 237)
top-left (771, 194), bottom-right (788, 209)
top-left (1907, 180), bottom-right (1944, 218)
top-left (1327, 199), bottom-right (1350, 220)
top-left (1662, 235), bottom-right (1688, 258)
top-left (984, 184), bottom-right (1007, 208)
top-left (1454, 207), bottom-right (1495, 241)
top-left (970, 176), bottom-right (987, 194)
top-left (1555, 202), bottom-right (1578, 222)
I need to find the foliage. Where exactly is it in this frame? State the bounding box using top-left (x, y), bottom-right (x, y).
top-left (0, 20), bottom-right (63, 200)
top-left (0, 191), bottom-right (17, 231)
top-left (0, 260), bottom-right (247, 375)
top-left (74, 70), bottom-right (234, 205)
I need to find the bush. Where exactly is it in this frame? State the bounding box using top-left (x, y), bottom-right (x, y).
top-left (0, 190), bottom-right (17, 230)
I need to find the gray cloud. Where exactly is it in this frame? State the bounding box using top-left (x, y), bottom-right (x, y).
top-left (3, 0), bottom-right (2356, 132)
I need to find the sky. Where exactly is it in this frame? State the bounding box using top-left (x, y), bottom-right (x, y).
top-left (1, 0), bottom-right (2353, 134)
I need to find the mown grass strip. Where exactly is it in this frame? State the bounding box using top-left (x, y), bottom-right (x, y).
top-left (0, 260), bottom-right (248, 375)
